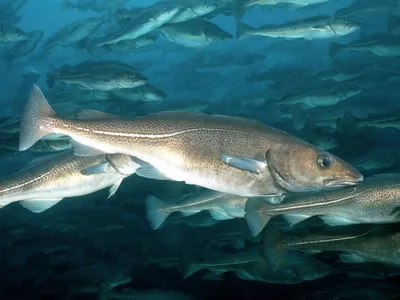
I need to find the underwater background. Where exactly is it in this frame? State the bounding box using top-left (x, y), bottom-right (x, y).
top-left (1, 0), bottom-right (400, 299)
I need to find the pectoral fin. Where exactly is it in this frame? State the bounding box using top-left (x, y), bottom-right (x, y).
top-left (339, 253), bottom-right (367, 264)
top-left (221, 154), bottom-right (267, 174)
top-left (20, 198), bottom-right (63, 213)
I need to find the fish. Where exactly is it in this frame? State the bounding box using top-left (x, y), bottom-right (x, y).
top-left (96, 5), bottom-right (180, 47)
top-left (237, 16), bottom-right (359, 40)
top-left (264, 225), bottom-right (400, 267)
top-left (0, 151), bottom-right (140, 213)
top-left (19, 85), bottom-right (362, 198)
top-left (245, 175), bottom-right (400, 237)
top-left (46, 61), bottom-right (147, 91)
top-left (182, 244), bottom-right (332, 283)
top-left (329, 37), bottom-right (400, 58)
top-left (110, 84), bottom-right (167, 102)
top-left (160, 0), bottom-right (218, 24)
top-left (159, 19), bottom-right (233, 48)
top-left (277, 84), bottom-right (362, 108)
top-left (0, 24), bottom-right (29, 44)
top-left (3, 30), bottom-right (44, 71)
top-left (236, 0), bottom-right (332, 12)
top-left (1, 135), bottom-right (71, 152)
top-left (43, 17), bottom-right (104, 50)
top-left (145, 191), bottom-right (248, 229)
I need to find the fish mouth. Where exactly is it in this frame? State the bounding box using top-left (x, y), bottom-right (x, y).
top-left (323, 176), bottom-right (363, 187)
top-left (135, 79), bottom-right (147, 86)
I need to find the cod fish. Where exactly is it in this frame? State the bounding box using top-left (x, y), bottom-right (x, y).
top-left (47, 60), bottom-right (147, 91)
top-left (145, 191), bottom-right (248, 229)
top-left (157, 0), bottom-right (218, 23)
top-left (265, 225), bottom-right (400, 267)
top-left (0, 24), bottom-right (29, 44)
top-left (277, 84), bottom-right (361, 108)
top-left (43, 16), bottom-right (104, 49)
top-left (245, 175), bottom-right (400, 236)
top-left (0, 151), bottom-right (139, 213)
top-left (96, 5), bottom-right (180, 46)
top-left (19, 86), bottom-right (362, 198)
top-left (237, 16), bottom-right (359, 40)
top-left (159, 19), bottom-right (233, 48)
top-left (3, 30), bottom-right (44, 71)
top-left (110, 84), bottom-right (167, 102)
top-left (183, 244), bottom-right (332, 283)
top-left (329, 37), bottom-right (400, 58)
top-left (236, 0), bottom-right (331, 11)
top-left (1, 134), bottom-right (71, 153)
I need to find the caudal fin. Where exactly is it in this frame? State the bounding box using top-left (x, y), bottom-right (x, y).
top-left (336, 112), bottom-right (359, 132)
top-left (232, 0), bottom-right (247, 20)
top-left (145, 195), bottom-right (171, 230)
top-left (262, 225), bottom-right (288, 271)
top-left (236, 22), bottom-right (255, 40)
top-left (19, 85), bottom-right (57, 151)
top-left (292, 104), bottom-right (307, 131)
top-left (61, 0), bottom-right (75, 10)
top-left (328, 42), bottom-right (342, 58)
top-left (244, 198), bottom-right (273, 237)
top-left (388, 14), bottom-right (400, 35)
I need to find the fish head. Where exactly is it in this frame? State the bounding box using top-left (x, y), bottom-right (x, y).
top-left (206, 28), bottom-right (233, 43)
top-left (266, 138), bottom-right (363, 193)
top-left (142, 85), bottom-right (167, 101)
top-left (311, 135), bottom-right (340, 150)
top-left (116, 71), bottom-right (147, 88)
top-left (5, 26), bottom-right (28, 42)
top-left (191, 1), bottom-right (218, 15)
top-left (293, 258), bottom-right (333, 281)
top-left (331, 18), bottom-right (360, 35)
top-left (343, 84), bottom-right (362, 98)
top-left (153, 5), bottom-right (180, 22)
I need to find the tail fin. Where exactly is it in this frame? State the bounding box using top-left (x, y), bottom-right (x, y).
top-left (262, 225), bottom-right (288, 271)
top-left (388, 14), bottom-right (400, 35)
top-left (336, 112), bottom-right (359, 131)
top-left (61, 0), bottom-right (75, 10)
top-left (328, 42), bottom-right (342, 58)
top-left (145, 195), bottom-right (171, 230)
top-left (4, 53), bottom-right (15, 73)
top-left (236, 22), bottom-right (255, 40)
top-left (82, 38), bottom-right (102, 55)
top-left (97, 284), bottom-right (111, 300)
top-left (232, 0), bottom-right (247, 20)
top-left (180, 253), bottom-right (202, 279)
top-left (244, 198), bottom-right (273, 237)
top-left (292, 103), bottom-right (307, 131)
top-left (19, 85), bottom-right (57, 151)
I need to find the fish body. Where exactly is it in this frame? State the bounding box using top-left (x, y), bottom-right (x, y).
top-left (160, 19), bottom-right (233, 48)
top-left (0, 151), bottom-right (139, 212)
top-left (145, 191), bottom-right (248, 229)
top-left (276, 227), bottom-right (400, 266)
top-left (237, 16), bottom-right (359, 40)
top-left (245, 176), bottom-right (400, 236)
top-left (0, 24), bottom-right (29, 44)
top-left (19, 86), bottom-right (362, 198)
top-left (97, 6), bottom-right (180, 46)
top-left (329, 37), bottom-right (400, 58)
top-left (111, 84), bottom-right (167, 102)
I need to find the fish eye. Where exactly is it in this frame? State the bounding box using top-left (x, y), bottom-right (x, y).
top-left (129, 72), bottom-right (135, 78)
top-left (317, 154), bottom-right (332, 168)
